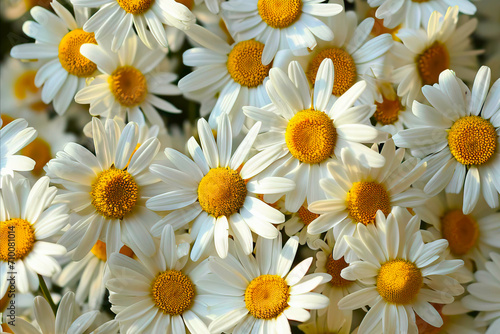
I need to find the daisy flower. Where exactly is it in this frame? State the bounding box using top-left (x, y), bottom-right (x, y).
top-left (54, 241), bottom-right (134, 310)
top-left (393, 66), bottom-right (500, 214)
top-left (462, 252), bottom-right (500, 333)
top-left (273, 12), bottom-right (394, 98)
top-left (0, 175), bottom-right (68, 296)
top-left (244, 59), bottom-right (388, 213)
top-left (10, 0), bottom-right (99, 115)
top-left (12, 292), bottom-right (119, 334)
top-left (0, 58), bottom-right (49, 114)
top-left (178, 24), bottom-right (272, 133)
top-left (0, 118), bottom-right (36, 187)
top-left (71, 0), bottom-right (195, 52)
top-left (146, 115), bottom-right (294, 260)
top-left (75, 33), bottom-right (181, 126)
top-left (2, 112), bottom-right (76, 181)
top-left (312, 230), bottom-right (365, 334)
top-left (200, 234), bottom-right (331, 333)
top-left (415, 192), bottom-right (500, 270)
top-left (221, 0), bottom-right (343, 65)
top-left (361, 73), bottom-right (420, 135)
top-left (338, 207), bottom-right (465, 334)
top-left (46, 118), bottom-right (161, 260)
top-left (307, 139), bottom-right (427, 262)
top-left (392, 6), bottom-right (480, 106)
top-left (368, 0), bottom-right (476, 30)
top-left (106, 225), bottom-right (210, 333)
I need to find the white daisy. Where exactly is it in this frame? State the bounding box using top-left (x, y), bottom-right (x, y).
top-left (178, 24), bottom-right (272, 133)
top-left (368, 0), bottom-right (476, 30)
top-left (244, 59), bottom-right (388, 213)
top-left (0, 175), bottom-right (68, 296)
top-left (392, 6), bottom-right (480, 106)
top-left (0, 58), bottom-right (49, 114)
top-left (106, 225), bottom-right (210, 333)
top-left (1, 112), bottom-right (76, 181)
top-left (54, 240), bottom-right (134, 310)
top-left (393, 66), bottom-right (500, 214)
top-left (307, 139), bottom-right (428, 262)
top-left (273, 12), bottom-right (394, 98)
top-left (221, 0), bottom-right (343, 65)
top-left (0, 118), bottom-right (36, 187)
top-left (199, 234), bottom-right (331, 333)
top-left (46, 118), bottom-right (162, 260)
top-left (415, 192), bottom-right (500, 270)
top-left (75, 32), bottom-right (181, 126)
top-left (146, 115), bottom-right (294, 260)
top-left (338, 207), bottom-right (465, 334)
top-left (462, 252), bottom-right (500, 333)
top-left (361, 73), bottom-right (420, 135)
top-left (10, 0), bottom-right (99, 115)
top-left (11, 292), bottom-right (119, 334)
top-left (312, 230), bottom-right (364, 334)
top-left (71, 0), bottom-right (195, 52)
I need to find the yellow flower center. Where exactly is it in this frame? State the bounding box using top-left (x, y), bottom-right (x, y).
top-left (245, 275), bottom-right (290, 319)
top-left (257, 0), bottom-right (302, 29)
top-left (285, 109), bottom-right (337, 164)
top-left (298, 205), bottom-right (319, 226)
top-left (175, 0), bottom-right (194, 10)
top-left (346, 181), bottom-right (391, 225)
top-left (58, 29), bottom-right (97, 77)
top-left (20, 137), bottom-right (52, 176)
top-left (13, 70), bottom-right (38, 100)
top-left (441, 209), bottom-right (479, 256)
top-left (417, 42), bottom-right (450, 86)
top-left (198, 168), bottom-right (247, 217)
top-left (377, 259), bottom-right (423, 304)
top-left (90, 168), bottom-right (139, 219)
top-left (307, 48), bottom-right (357, 96)
top-left (0, 218), bottom-right (36, 262)
top-left (151, 270), bottom-right (196, 315)
top-left (326, 254), bottom-right (353, 287)
top-left (109, 66), bottom-right (148, 107)
top-left (226, 40), bottom-right (271, 88)
top-left (374, 95), bottom-right (404, 125)
top-left (116, 0), bottom-right (155, 14)
top-left (447, 116), bottom-right (497, 166)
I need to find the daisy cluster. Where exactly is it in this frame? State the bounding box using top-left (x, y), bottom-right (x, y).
top-left (1, 0), bottom-right (500, 333)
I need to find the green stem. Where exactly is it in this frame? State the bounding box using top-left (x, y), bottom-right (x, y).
top-left (38, 274), bottom-right (57, 314)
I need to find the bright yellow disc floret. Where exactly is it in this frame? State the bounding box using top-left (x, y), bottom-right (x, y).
top-left (377, 259), bottom-right (423, 304)
top-left (151, 270), bottom-right (196, 315)
top-left (346, 181), bottom-right (391, 225)
top-left (227, 40), bottom-right (271, 88)
top-left (0, 218), bottom-right (36, 261)
top-left (58, 29), bottom-right (97, 77)
top-left (90, 167), bottom-right (139, 219)
top-left (198, 167), bottom-right (247, 217)
top-left (109, 66), bottom-right (148, 107)
top-left (116, 0), bottom-right (155, 14)
top-left (245, 275), bottom-right (290, 319)
top-left (307, 48), bottom-right (357, 96)
top-left (257, 0), bottom-right (302, 29)
top-left (448, 116), bottom-right (497, 166)
top-left (285, 109), bottom-right (337, 164)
